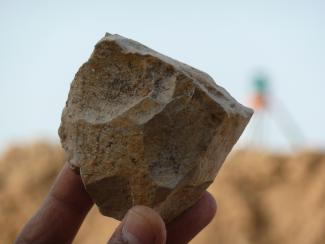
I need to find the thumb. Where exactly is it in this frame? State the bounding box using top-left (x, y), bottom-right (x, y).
top-left (108, 206), bottom-right (167, 244)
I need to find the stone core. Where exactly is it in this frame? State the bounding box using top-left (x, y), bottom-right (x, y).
top-left (59, 33), bottom-right (253, 222)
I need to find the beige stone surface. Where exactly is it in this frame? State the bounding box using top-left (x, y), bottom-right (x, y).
top-left (58, 33), bottom-right (253, 222)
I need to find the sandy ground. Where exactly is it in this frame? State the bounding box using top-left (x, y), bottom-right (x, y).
top-left (1, 141), bottom-right (325, 243)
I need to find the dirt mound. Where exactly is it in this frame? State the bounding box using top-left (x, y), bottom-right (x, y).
top-left (1, 142), bottom-right (325, 243)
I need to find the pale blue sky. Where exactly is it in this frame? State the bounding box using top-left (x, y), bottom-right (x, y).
top-left (1, 0), bottom-right (324, 151)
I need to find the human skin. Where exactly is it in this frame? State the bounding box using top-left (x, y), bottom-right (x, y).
top-left (15, 164), bottom-right (217, 244)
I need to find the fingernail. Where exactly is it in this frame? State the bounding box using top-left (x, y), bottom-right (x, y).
top-left (122, 207), bottom-right (156, 244)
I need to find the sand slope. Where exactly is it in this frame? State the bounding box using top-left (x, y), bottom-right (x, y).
top-left (1, 142), bottom-right (324, 243)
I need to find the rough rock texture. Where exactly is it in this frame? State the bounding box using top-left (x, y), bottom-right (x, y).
top-left (58, 33), bottom-right (253, 222)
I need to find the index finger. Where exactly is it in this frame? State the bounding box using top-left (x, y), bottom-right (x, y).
top-left (15, 163), bottom-right (93, 244)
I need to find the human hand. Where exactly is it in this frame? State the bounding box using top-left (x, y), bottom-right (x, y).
top-left (15, 164), bottom-right (217, 244)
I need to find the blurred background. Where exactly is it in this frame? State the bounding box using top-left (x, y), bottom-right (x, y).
top-left (1, 1), bottom-right (324, 243)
